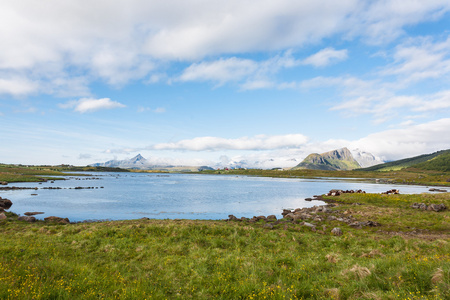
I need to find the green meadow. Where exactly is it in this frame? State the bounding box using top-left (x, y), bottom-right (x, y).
top-left (1, 192), bottom-right (449, 299)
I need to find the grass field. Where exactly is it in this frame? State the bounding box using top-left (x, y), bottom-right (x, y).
top-left (1, 192), bottom-right (449, 299)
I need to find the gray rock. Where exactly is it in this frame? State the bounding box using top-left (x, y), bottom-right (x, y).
top-left (331, 227), bottom-right (343, 236)
top-left (228, 215), bottom-right (239, 221)
top-left (282, 209), bottom-right (292, 216)
top-left (266, 215), bottom-right (277, 221)
top-left (428, 203), bottom-right (447, 212)
top-left (0, 198), bottom-right (12, 209)
top-left (284, 213), bottom-right (295, 220)
top-left (44, 216), bottom-right (70, 224)
top-left (0, 212), bottom-right (6, 220)
top-left (18, 216), bottom-right (36, 222)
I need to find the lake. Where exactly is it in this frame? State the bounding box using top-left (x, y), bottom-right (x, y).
top-left (0, 172), bottom-right (442, 222)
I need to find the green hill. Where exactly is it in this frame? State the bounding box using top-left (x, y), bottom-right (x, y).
top-left (359, 149), bottom-right (450, 172)
top-left (292, 147), bottom-right (361, 171)
top-left (413, 151), bottom-right (450, 172)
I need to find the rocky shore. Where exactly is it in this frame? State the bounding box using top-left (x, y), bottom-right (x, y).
top-left (227, 189), bottom-right (448, 236)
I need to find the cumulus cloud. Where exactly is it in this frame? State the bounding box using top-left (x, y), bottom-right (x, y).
top-left (1, 1), bottom-right (450, 97)
top-left (150, 134), bottom-right (309, 151)
top-left (104, 134), bottom-right (309, 154)
top-left (59, 98), bottom-right (126, 113)
top-left (350, 118), bottom-right (450, 160)
top-left (302, 48), bottom-right (348, 67)
top-left (0, 77), bottom-right (38, 96)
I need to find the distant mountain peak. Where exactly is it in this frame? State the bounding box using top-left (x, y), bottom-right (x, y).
top-left (291, 147), bottom-right (361, 171)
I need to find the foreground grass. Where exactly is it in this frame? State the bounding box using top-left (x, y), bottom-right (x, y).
top-left (1, 193), bottom-right (449, 299)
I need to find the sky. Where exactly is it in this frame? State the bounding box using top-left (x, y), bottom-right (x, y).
top-left (1, 0), bottom-right (450, 168)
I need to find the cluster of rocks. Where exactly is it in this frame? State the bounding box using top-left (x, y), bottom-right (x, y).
top-left (411, 203), bottom-right (447, 212)
top-left (0, 197), bottom-right (13, 211)
top-left (0, 186), bottom-right (38, 191)
top-left (16, 215), bottom-right (70, 223)
top-left (382, 189), bottom-right (400, 194)
top-left (0, 197), bottom-right (13, 220)
top-left (429, 188), bottom-right (448, 192)
top-left (326, 189), bottom-right (366, 196)
top-left (0, 186), bottom-right (103, 191)
top-left (43, 186), bottom-right (103, 189)
top-left (227, 203), bottom-right (381, 236)
top-left (0, 197), bottom-right (70, 223)
top-left (0, 181), bottom-right (8, 185)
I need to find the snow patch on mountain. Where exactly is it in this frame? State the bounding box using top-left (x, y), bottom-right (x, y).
top-left (351, 148), bottom-right (385, 168)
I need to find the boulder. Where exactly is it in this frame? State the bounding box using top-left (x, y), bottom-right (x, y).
top-left (228, 214), bottom-right (239, 221)
top-left (428, 203), bottom-right (447, 212)
top-left (44, 216), bottom-right (70, 224)
top-left (283, 213), bottom-right (296, 221)
top-left (281, 209), bottom-right (292, 217)
top-left (0, 198), bottom-right (12, 210)
top-left (0, 181), bottom-right (7, 185)
top-left (331, 228), bottom-right (343, 236)
top-left (266, 215), bottom-right (277, 221)
top-left (18, 216), bottom-right (36, 222)
top-left (0, 212), bottom-right (6, 220)
top-left (24, 212), bottom-right (44, 216)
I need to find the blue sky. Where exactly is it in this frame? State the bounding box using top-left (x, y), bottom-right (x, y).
top-left (1, 0), bottom-right (450, 167)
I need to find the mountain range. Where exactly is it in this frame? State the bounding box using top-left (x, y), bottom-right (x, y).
top-left (90, 147), bottom-right (385, 171)
top-left (90, 154), bottom-right (214, 171)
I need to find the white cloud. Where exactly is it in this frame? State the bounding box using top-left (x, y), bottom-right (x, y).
top-left (150, 134), bottom-right (309, 151)
top-left (346, 0), bottom-right (450, 44)
top-left (302, 48), bottom-right (348, 67)
top-left (0, 76), bottom-right (38, 96)
top-left (350, 118), bottom-right (450, 160)
top-left (381, 36), bottom-right (450, 83)
top-left (59, 98), bottom-right (126, 113)
top-left (179, 57), bottom-right (258, 84)
top-left (299, 75), bottom-right (450, 123)
top-left (1, 0), bottom-right (449, 97)
top-left (178, 51), bottom-right (301, 88)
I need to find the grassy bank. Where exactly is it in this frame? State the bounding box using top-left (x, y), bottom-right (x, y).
top-left (1, 193), bottom-right (449, 299)
top-left (0, 165), bottom-right (71, 183)
top-left (199, 168), bottom-right (450, 187)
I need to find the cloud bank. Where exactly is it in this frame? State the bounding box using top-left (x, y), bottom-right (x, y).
top-left (1, 1), bottom-right (450, 96)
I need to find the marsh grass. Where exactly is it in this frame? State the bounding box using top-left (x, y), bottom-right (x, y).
top-left (1, 192), bottom-right (449, 299)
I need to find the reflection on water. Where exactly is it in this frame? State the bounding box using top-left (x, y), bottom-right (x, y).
top-left (0, 172), bottom-right (441, 222)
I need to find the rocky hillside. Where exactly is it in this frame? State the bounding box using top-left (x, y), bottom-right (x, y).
top-left (291, 147), bottom-right (361, 171)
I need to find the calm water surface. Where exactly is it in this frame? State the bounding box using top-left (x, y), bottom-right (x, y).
top-left (1, 172), bottom-right (442, 222)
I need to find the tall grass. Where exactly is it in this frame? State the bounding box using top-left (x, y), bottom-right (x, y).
top-left (1, 192), bottom-right (449, 300)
